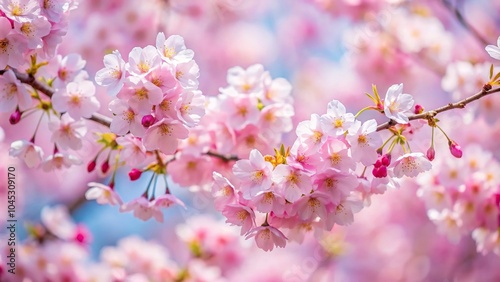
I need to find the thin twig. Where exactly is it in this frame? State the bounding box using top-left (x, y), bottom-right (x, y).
top-left (441, 0), bottom-right (490, 46)
top-left (1, 68), bottom-right (112, 127)
top-left (376, 87), bottom-right (500, 131)
top-left (205, 150), bottom-right (240, 162)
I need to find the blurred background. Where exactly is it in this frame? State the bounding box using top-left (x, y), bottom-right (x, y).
top-left (2, 0), bottom-right (500, 281)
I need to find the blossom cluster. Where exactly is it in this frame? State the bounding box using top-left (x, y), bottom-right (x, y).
top-left (0, 0), bottom-right (77, 69)
top-left (163, 64), bottom-right (295, 192)
top-left (417, 144), bottom-right (500, 255)
top-left (212, 84), bottom-right (437, 251)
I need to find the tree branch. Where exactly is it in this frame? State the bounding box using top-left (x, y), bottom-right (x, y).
top-left (1, 68), bottom-right (112, 127)
top-left (204, 150), bottom-right (240, 162)
top-left (376, 87), bottom-right (500, 131)
top-left (441, 0), bottom-right (490, 46)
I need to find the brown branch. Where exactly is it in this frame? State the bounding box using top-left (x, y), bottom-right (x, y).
top-left (1, 68), bottom-right (112, 127)
top-left (205, 150), bottom-right (240, 162)
top-left (376, 87), bottom-right (500, 131)
top-left (441, 0), bottom-right (490, 47)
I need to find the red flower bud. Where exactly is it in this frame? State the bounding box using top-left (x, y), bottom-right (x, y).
top-left (414, 104), bottom-right (424, 114)
top-left (9, 109), bottom-right (21, 124)
top-left (129, 168), bottom-right (142, 181)
top-left (142, 115), bottom-right (156, 128)
top-left (101, 161), bottom-right (110, 173)
top-left (381, 154), bottom-right (391, 166)
top-left (449, 141), bottom-right (463, 158)
top-left (87, 160), bottom-right (96, 172)
top-left (426, 147), bottom-right (435, 161)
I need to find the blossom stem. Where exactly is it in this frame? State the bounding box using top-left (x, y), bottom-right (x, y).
top-left (354, 106), bottom-right (375, 119)
top-left (441, 0), bottom-right (489, 46)
top-left (30, 112), bottom-right (46, 143)
top-left (377, 134), bottom-right (397, 152)
top-left (435, 124), bottom-right (452, 142)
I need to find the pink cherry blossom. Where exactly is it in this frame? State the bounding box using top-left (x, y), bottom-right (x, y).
top-left (52, 80), bottom-right (100, 119)
top-left (383, 83), bottom-right (414, 124)
top-left (53, 53), bottom-right (88, 87)
top-left (0, 69), bottom-right (31, 112)
top-left (295, 114), bottom-right (327, 153)
top-left (41, 153), bottom-right (82, 172)
top-left (320, 100), bottom-right (356, 136)
top-left (145, 62), bottom-right (177, 93)
top-left (272, 164), bottom-right (312, 203)
top-left (222, 203), bottom-right (256, 235)
top-left (212, 172), bottom-right (237, 209)
top-left (313, 168), bottom-right (358, 203)
top-left (120, 196), bottom-right (154, 221)
top-left (176, 90), bottom-right (205, 127)
top-left (326, 197), bottom-right (363, 227)
top-left (126, 45), bottom-right (161, 76)
top-left (346, 119), bottom-right (383, 166)
top-left (220, 93), bottom-right (260, 130)
top-left (392, 152), bottom-right (432, 178)
top-left (85, 182), bottom-right (123, 206)
top-left (0, 0), bottom-right (40, 22)
top-left (118, 76), bottom-right (163, 114)
top-left (0, 17), bottom-right (26, 69)
top-left (174, 60), bottom-right (200, 89)
top-left (143, 118), bottom-right (189, 155)
top-left (168, 154), bottom-right (212, 187)
top-left (13, 15), bottom-right (51, 48)
top-left (115, 135), bottom-right (147, 167)
top-left (95, 50), bottom-right (126, 96)
top-left (9, 139), bottom-right (44, 168)
top-left (292, 192), bottom-right (331, 221)
top-left (250, 190), bottom-right (286, 214)
top-left (108, 99), bottom-right (145, 137)
top-left (226, 64), bottom-right (264, 94)
top-left (149, 194), bottom-right (186, 223)
top-left (233, 149), bottom-right (274, 199)
top-left (155, 33), bottom-right (194, 64)
top-left (41, 205), bottom-right (77, 240)
top-left (48, 113), bottom-right (87, 150)
top-left (246, 225), bottom-right (287, 252)
top-left (317, 138), bottom-right (356, 172)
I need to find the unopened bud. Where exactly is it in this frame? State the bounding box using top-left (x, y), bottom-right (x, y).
top-left (381, 154), bottom-right (391, 166)
top-left (142, 115), bottom-right (156, 128)
top-left (426, 147), bottom-right (435, 161)
top-left (101, 160), bottom-right (110, 173)
top-left (448, 140), bottom-right (463, 158)
top-left (129, 168), bottom-right (142, 181)
top-left (9, 109), bottom-right (21, 124)
top-left (414, 104), bottom-right (424, 114)
top-left (87, 160), bottom-right (96, 172)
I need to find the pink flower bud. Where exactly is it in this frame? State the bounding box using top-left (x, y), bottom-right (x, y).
top-left (372, 166), bottom-right (387, 178)
top-left (9, 109), bottom-right (21, 124)
top-left (426, 147), bottom-right (435, 161)
top-left (449, 141), bottom-right (463, 158)
top-left (101, 161), bottom-right (110, 173)
top-left (87, 160), bottom-right (96, 172)
top-left (73, 225), bottom-right (91, 244)
top-left (414, 104), bottom-right (424, 114)
top-left (381, 154), bottom-right (391, 166)
top-left (129, 168), bottom-right (142, 181)
top-left (374, 158), bottom-right (382, 168)
top-left (142, 115), bottom-right (156, 128)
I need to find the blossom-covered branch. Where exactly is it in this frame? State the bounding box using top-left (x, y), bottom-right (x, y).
top-left (377, 86), bottom-right (500, 131)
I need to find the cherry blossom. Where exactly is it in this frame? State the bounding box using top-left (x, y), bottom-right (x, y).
top-left (143, 118), bottom-right (189, 155)
top-left (52, 80), bottom-right (100, 119)
top-left (246, 226), bottom-right (287, 252)
top-left (155, 33), bottom-right (194, 64)
top-left (95, 50), bottom-right (127, 96)
top-left (346, 119), bottom-right (383, 166)
top-left (85, 182), bottom-right (123, 206)
top-left (233, 149), bottom-right (274, 199)
top-left (9, 139), bottom-right (44, 168)
top-left (0, 69), bottom-right (31, 112)
top-left (13, 15), bottom-right (51, 48)
top-left (126, 45), bottom-right (161, 76)
top-left (383, 83), bottom-right (414, 124)
top-left (108, 99), bottom-right (145, 136)
top-left (392, 152), bottom-right (432, 178)
top-left (41, 152), bottom-right (82, 172)
top-left (48, 113), bottom-right (87, 150)
top-left (485, 36), bottom-right (500, 60)
top-left (320, 100), bottom-right (356, 136)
